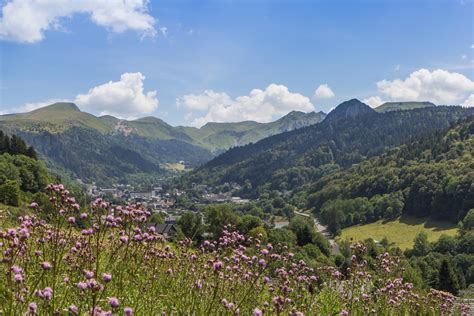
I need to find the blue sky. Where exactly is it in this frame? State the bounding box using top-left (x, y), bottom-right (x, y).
top-left (0, 0), bottom-right (473, 126)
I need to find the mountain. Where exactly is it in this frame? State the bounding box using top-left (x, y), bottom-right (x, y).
top-left (375, 101), bottom-right (435, 113)
top-left (307, 114), bottom-right (474, 233)
top-left (183, 100), bottom-right (473, 194)
top-left (0, 103), bottom-right (324, 185)
top-left (325, 99), bottom-right (375, 122)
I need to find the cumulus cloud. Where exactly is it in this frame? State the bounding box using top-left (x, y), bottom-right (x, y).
top-left (362, 96), bottom-right (384, 108)
top-left (376, 68), bottom-right (474, 105)
top-left (462, 94), bottom-right (474, 107)
top-left (74, 72), bottom-right (158, 118)
top-left (314, 84), bottom-right (335, 99)
top-left (177, 84), bottom-right (315, 127)
top-left (0, 0), bottom-right (157, 43)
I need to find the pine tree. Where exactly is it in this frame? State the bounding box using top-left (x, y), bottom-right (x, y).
top-left (437, 259), bottom-right (459, 294)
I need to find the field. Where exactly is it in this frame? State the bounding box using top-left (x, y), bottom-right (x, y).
top-left (164, 162), bottom-right (186, 171)
top-left (339, 215), bottom-right (458, 249)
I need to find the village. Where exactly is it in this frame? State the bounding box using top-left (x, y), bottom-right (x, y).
top-left (83, 181), bottom-right (251, 238)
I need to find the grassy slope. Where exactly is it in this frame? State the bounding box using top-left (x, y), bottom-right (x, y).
top-left (339, 215), bottom-right (458, 249)
top-left (375, 102), bottom-right (435, 113)
top-left (0, 103), bottom-right (113, 133)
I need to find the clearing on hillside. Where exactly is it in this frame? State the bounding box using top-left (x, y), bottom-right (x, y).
top-left (339, 215), bottom-right (458, 250)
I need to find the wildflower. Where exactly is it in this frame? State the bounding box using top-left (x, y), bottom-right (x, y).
top-left (84, 270), bottom-right (94, 279)
top-left (14, 274), bottom-right (23, 283)
top-left (102, 273), bottom-right (112, 282)
top-left (68, 305), bottom-right (78, 314)
top-left (124, 307), bottom-right (133, 315)
top-left (213, 261), bottom-right (223, 270)
top-left (77, 282), bottom-right (88, 290)
top-left (108, 297), bottom-right (119, 308)
top-left (41, 261), bottom-right (52, 270)
top-left (253, 308), bottom-right (263, 316)
top-left (67, 217), bottom-right (76, 224)
top-left (39, 287), bottom-right (53, 300)
top-left (30, 202), bottom-right (38, 209)
top-left (80, 213), bottom-right (88, 219)
top-left (12, 265), bottom-right (22, 274)
top-left (120, 235), bottom-right (129, 243)
top-left (340, 310), bottom-right (349, 316)
top-left (28, 302), bottom-right (38, 314)
top-left (258, 259), bottom-right (267, 268)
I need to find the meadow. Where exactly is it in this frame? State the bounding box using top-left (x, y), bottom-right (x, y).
top-left (0, 184), bottom-right (468, 315)
top-left (339, 215), bottom-right (458, 250)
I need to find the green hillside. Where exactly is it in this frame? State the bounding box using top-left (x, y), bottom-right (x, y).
top-left (375, 101), bottom-right (435, 113)
top-left (0, 103), bottom-right (324, 185)
top-left (0, 103), bottom-right (113, 133)
top-left (186, 100), bottom-right (473, 193)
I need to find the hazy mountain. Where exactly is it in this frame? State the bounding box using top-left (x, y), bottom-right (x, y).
top-left (375, 101), bottom-right (436, 113)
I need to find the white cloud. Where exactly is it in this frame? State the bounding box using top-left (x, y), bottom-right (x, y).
top-left (177, 84), bottom-right (315, 127)
top-left (362, 96), bottom-right (384, 108)
top-left (461, 54), bottom-right (467, 60)
top-left (376, 68), bottom-right (474, 105)
top-left (0, 0), bottom-right (157, 43)
top-left (74, 72), bottom-right (158, 118)
top-left (394, 64), bottom-right (401, 72)
top-left (462, 94), bottom-right (474, 107)
top-left (471, 44), bottom-right (474, 49)
top-left (314, 84), bottom-right (335, 99)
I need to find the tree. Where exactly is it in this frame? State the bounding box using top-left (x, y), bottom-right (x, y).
top-left (205, 204), bottom-right (240, 239)
top-left (462, 209), bottom-right (474, 231)
top-left (288, 217), bottom-right (316, 246)
top-left (268, 228), bottom-right (297, 247)
top-left (0, 180), bottom-right (20, 206)
top-left (433, 235), bottom-right (458, 255)
top-left (437, 259), bottom-right (459, 294)
top-left (412, 232), bottom-right (431, 257)
top-left (237, 215), bottom-right (262, 235)
top-left (178, 212), bottom-right (204, 242)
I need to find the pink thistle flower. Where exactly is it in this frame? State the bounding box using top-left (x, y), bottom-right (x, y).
top-left (30, 202), bottom-right (39, 209)
top-left (253, 308), bottom-right (263, 316)
top-left (84, 270), bottom-right (94, 279)
top-left (14, 274), bottom-right (23, 283)
top-left (108, 297), bottom-right (119, 308)
top-left (102, 273), bottom-right (112, 282)
top-left (80, 213), bottom-right (88, 219)
top-left (67, 217), bottom-right (76, 224)
top-left (77, 281), bottom-right (87, 290)
top-left (339, 311), bottom-right (349, 316)
top-left (120, 235), bottom-right (129, 243)
top-left (11, 265), bottom-right (22, 274)
top-left (258, 259), bottom-right (266, 268)
top-left (41, 261), bottom-right (52, 270)
top-left (213, 261), bottom-right (223, 270)
top-left (124, 307), bottom-right (133, 315)
top-left (69, 305), bottom-right (78, 314)
top-left (28, 302), bottom-right (37, 314)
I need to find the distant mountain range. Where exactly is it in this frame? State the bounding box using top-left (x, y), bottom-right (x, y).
top-left (0, 103), bottom-right (325, 185)
top-left (185, 99), bottom-right (473, 193)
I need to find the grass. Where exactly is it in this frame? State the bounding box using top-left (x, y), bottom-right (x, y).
top-left (164, 162), bottom-right (186, 171)
top-left (339, 215), bottom-right (458, 250)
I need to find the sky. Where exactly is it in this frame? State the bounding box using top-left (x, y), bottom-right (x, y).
top-left (0, 0), bottom-right (473, 127)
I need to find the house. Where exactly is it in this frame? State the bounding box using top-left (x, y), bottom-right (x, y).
top-left (147, 223), bottom-right (177, 238)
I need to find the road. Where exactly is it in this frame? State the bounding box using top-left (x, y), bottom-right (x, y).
top-left (294, 210), bottom-right (341, 255)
